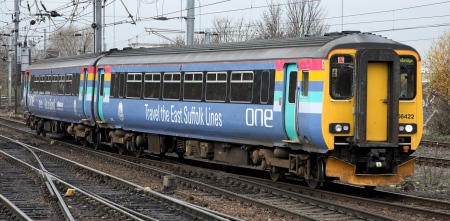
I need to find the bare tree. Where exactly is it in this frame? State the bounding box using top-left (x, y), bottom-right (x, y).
top-left (211, 16), bottom-right (255, 43)
top-left (211, 16), bottom-right (233, 43)
top-left (232, 17), bottom-right (257, 42)
top-left (49, 25), bottom-right (93, 57)
top-left (285, 0), bottom-right (329, 37)
top-left (254, 1), bottom-right (285, 40)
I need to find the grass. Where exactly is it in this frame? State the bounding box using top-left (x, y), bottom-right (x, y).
top-left (421, 133), bottom-right (450, 142)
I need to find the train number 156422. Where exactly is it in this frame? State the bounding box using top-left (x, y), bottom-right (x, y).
top-left (398, 114), bottom-right (414, 119)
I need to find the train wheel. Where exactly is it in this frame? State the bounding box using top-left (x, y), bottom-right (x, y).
top-left (306, 158), bottom-right (324, 189)
top-left (269, 166), bottom-right (282, 181)
top-left (176, 151), bottom-right (185, 159)
top-left (82, 139), bottom-right (88, 147)
top-left (134, 147), bottom-right (143, 158)
top-left (94, 132), bottom-right (101, 150)
top-left (118, 145), bottom-right (125, 155)
top-left (364, 186), bottom-right (376, 191)
top-left (36, 130), bottom-right (41, 136)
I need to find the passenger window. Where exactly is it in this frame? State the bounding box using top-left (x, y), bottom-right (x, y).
top-left (110, 73), bottom-right (116, 97)
top-left (57, 75), bottom-right (64, 95)
top-left (231, 71), bottom-right (253, 103)
top-left (330, 55), bottom-right (354, 99)
top-left (30, 76), bottom-right (36, 94)
top-left (144, 73), bottom-right (161, 99)
top-left (119, 73), bottom-right (125, 98)
top-left (45, 75), bottom-right (51, 95)
top-left (399, 57), bottom-right (416, 100)
top-left (30, 75), bottom-right (34, 94)
top-left (64, 75), bottom-right (72, 95)
top-left (40, 76), bottom-right (45, 94)
top-left (206, 72), bottom-right (227, 102)
top-left (72, 74), bottom-right (80, 96)
top-left (163, 73), bottom-right (181, 100)
top-left (184, 72), bottom-right (203, 101)
top-left (260, 71), bottom-right (270, 104)
top-left (302, 71), bottom-right (309, 97)
top-left (100, 74), bottom-right (105, 96)
top-left (51, 75), bottom-right (58, 95)
top-left (126, 73), bottom-right (142, 98)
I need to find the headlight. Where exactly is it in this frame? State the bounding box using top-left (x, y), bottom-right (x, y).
top-left (399, 124), bottom-right (417, 134)
top-left (405, 125), bottom-right (413, 132)
top-left (329, 123), bottom-right (350, 133)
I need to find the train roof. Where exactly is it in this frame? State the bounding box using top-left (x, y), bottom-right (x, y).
top-left (26, 32), bottom-right (419, 71)
top-left (97, 32), bottom-right (418, 66)
top-left (25, 52), bottom-right (107, 71)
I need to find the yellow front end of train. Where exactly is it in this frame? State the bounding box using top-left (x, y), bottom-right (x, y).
top-left (322, 49), bottom-right (422, 187)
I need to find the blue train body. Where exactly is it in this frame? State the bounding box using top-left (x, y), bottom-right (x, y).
top-left (23, 32), bottom-right (422, 188)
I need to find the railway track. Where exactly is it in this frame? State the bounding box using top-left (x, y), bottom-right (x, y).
top-left (1, 115), bottom-right (449, 220)
top-left (112, 154), bottom-right (450, 220)
top-left (0, 142), bottom-right (67, 220)
top-left (420, 140), bottom-right (450, 149)
top-left (0, 194), bottom-right (33, 221)
top-left (416, 156), bottom-right (450, 168)
top-left (0, 129), bottom-right (234, 220)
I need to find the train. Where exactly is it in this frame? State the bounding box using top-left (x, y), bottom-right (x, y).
top-left (22, 31), bottom-right (423, 189)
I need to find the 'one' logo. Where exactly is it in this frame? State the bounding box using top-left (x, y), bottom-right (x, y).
top-left (118, 102), bottom-right (124, 121)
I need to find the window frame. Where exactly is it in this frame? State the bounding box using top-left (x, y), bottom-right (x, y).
top-left (230, 71), bottom-right (254, 103)
top-left (163, 72), bottom-right (181, 100)
top-left (183, 72), bottom-right (203, 101)
top-left (301, 70), bottom-right (309, 97)
top-left (126, 72), bottom-right (143, 99)
top-left (143, 72), bottom-right (161, 99)
top-left (260, 70), bottom-right (271, 104)
top-left (205, 72), bottom-right (227, 102)
top-left (399, 56), bottom-right (417, 100)
top-left (329, 54), bottom-right (354, 100)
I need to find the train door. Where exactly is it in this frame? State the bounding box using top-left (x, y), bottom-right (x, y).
top-left (284, 64), bottom-right (300, 141)
top-left (354, 49), bottom-right (399, 147)
top-left (82, 68), bottom-right (89, 119)
top-left (23, 72), bottom-right (30, 109)
top-left (366, 63), bottom-right (388, 141)
top-left (95, 68), bottom-right (105, 121)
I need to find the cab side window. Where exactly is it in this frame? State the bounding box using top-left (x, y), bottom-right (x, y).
top-left (330, 55), bottom-right (354, 99)
top-left (399, 57), bottom-right (416, 100)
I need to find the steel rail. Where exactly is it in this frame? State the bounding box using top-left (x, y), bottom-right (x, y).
top-left (14, 141), bottom-right (233, 221)
top-left (0, 150), bottom-right (146, 221)
top-left (0, 194), bottom-right (33, 221)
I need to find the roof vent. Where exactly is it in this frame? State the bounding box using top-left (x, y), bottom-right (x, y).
top-left (324, 30), bottom-right (361, 36)
top-left (109, 48), bottom-right (118, 52)
top-left (324, 32), bottom-right (343, 36)
top-left (342, 30), bottom-right (361, 35)
top-left (123, 47), bottom-right (133, 50)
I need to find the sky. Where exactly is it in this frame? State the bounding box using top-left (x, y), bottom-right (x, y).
top-left (1, 0), bottom-right (449, 60)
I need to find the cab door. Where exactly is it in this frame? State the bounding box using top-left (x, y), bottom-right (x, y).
top-left (354, 49), bottom-right (400, 147)
top-left (284, 64), bottom-right (300, 141)
top-left (366, 62), bottom-right (388, 141)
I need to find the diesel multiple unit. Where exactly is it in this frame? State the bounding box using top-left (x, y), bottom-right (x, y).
top-left (23, 31), bottom-right (423, 188)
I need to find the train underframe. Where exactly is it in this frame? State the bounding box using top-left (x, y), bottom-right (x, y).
top-left (26, 116), bottom-right (415, 189)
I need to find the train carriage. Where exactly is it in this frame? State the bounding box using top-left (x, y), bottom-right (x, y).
top-left (23, 31), bottom-right (423, 188)
top-left (24, 53), bottom-right (106, 137)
